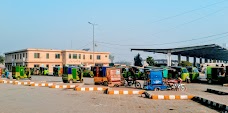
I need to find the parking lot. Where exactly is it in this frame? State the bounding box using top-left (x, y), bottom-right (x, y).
top-left (0, 76), bottom-right (223, 113)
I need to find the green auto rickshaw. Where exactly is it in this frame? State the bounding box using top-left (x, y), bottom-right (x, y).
top-left (62, 66), bottom-right (83, 83)
top-left (12, 66), bottom-right (31, 80)
top-left (81, 67), bottom-right (94, 77)
top-left (171, 66), bottom-right (190, 82)
top-left (39, 67), bottom-right (49, 75)
top-left (53, 66), bottom-right (63, 76)
top-left (186, 66), bottom-right (199, 82)
top-left (206, 66), bottom-right (227, 84)
top-left (129, 66), bottom-right (144, 80)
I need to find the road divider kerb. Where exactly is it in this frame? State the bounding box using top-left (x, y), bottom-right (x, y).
top-left (50, 84), bottom-right (79, 89)
top-left (192, 96), bottom-right (228, 112)
top-left (0, 80), bottom-right (19, 84)
top-left (206, 88), bottom-right (228, 95)
top-left (107, 90), bottom-right (145, 95)
top-left (13, 81), bottom-right (34, 85)
top-left (151, 95), bottom-right (194, 100)
top-left (75, 87), bottom-right (108, 91)
top-left (31, 83), bottom-right (55, 87)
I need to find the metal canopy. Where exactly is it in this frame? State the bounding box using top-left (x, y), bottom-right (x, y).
top-left (131, 44), bottom-right (228, 61)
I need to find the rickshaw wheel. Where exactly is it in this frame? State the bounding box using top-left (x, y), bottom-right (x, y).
top-left (154, 88), bottom-right (160, 91)
top-left (114, 84), bottom-right (119, 87)
top-left (69, 80), bottom-right (73, 84)
top-left (63, 80), bottom-right (68, 83)
top-left (16, 77), bottom-right (20, 80)
top-left (80, 79), bottom-right (83, 83)
top-left (103, 81), bottom-right (108, 86)
top-left (135, 82), bottom-right (141, 89)
top-left (207, 79), bottom-right (212, 84)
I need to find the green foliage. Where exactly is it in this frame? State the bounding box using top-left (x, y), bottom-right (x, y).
top-left (179, 61), bottom-right (192, 67)
top-left (109, 55), bottom-right (114, 63)
top-left (134, 53), bottom-right (143, 67)
top-left (0, 55), bottom-right (4, 64)
top-left (146, 56), bottom-right (156, 66)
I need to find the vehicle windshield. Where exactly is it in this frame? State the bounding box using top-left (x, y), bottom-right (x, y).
top-left (182, 68), bottom-right (188, 73)
top-left (193, 68), bottom-right (199, 73)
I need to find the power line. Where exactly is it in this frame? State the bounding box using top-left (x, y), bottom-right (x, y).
top-left (78, 41), bottom-right (92, 50)
top-left (118, 5), bottom-right (228, 43)
top-left (96, 31), bottom-right (228, 46)
top-left (151, 0), bottom-right (227, 23)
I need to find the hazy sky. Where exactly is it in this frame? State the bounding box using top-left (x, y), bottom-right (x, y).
top-left (1, 0), bottom-right (228, 62)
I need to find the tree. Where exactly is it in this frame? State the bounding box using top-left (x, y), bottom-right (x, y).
top-left (109, 54), bottom-right (114, 63)
top-left (146, 56), bottom-right (156, 66)
top-left (179, 61), bottom-right (192, 67)
top-left (0, 55), bottom-right (4, 64)
top-left (134, 53), bottom-right (143, 67)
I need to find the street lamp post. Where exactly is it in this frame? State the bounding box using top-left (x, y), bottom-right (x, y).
top-left (88, 22), bottom-right (97, 66)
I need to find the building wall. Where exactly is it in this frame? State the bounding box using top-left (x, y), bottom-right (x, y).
top-left (63, 50), bottom-right (109, 66)
top-left (5, 48), bottom-right (110, 73)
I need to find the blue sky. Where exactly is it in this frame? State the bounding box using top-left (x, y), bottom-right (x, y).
top-left (0, 0), bottom-right (228, 62)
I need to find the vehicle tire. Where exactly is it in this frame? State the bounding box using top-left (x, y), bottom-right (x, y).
top-left (179, 85), bottom-right (187, 91)
top-left (80, 79), bottom-right (83, 83)
top-left (103, 81), bottom-right (108, 86)
top-left (69, 79), bottom-right (73, 84)
top-left (62, 80), bottom-right (67, 83)
top-left (16, 76), bottom-right (20, 80)
top-left (186, 79), bottom-right (191, 83)
top-left (207, 79), bottom-right (212, 84)
top-left (135, 81), bottom-right (141, 89)
top-left (114, 84), bottom-right (119, 87)
top-left (12, 76), bottom-right (16, 79)
top-left (154, 88), bottom-right (160, 91)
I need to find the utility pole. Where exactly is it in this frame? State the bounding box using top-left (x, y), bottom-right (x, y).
top-left (88, 22), bottom-right (97, 66)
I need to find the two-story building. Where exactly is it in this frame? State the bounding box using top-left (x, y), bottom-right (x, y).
top-left (4, 48), bottom-right (110, 73)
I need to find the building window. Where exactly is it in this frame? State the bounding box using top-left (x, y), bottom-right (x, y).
top-left (55, 54), bottom-right (60, 59)
top-left (46, 53), bottom-right (49, 59)
top-left (97, 55), bottom-right (101, 60)
top-left (23, 53), bottom-right (25, 58)
top-left (55, 64), bottom-right (60, 67)
top-left (34, 64), bottom-right (39, 67)
top-left (17, 54), bottom-right (19, 59)
top-left (69, 54), bottom-right (71, 59)
top-left (105, 55), bottom-right (108, 58)
top-left (20, 54), bottom-right (22, 59)
top-left (73, 54), bottom-right (77, 59)
top-left (79, 54), bottom-right (81, 59)
top-left (15, 55), bottom-right (16, 59)
top-left (83, 55), bottom-right (85, 59)
top-left (26, 53), bottom-right (27, 58)
top-left (90, 55), bottom-right (92, 60)
top-left (46, 64), bottom-right (49, 69)
top-left (34, 53), bottom-right (40, 58)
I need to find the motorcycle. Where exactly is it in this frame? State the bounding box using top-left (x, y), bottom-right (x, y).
top-left (124, 76), bottom-right (141, 89)
top-left (166, 78), bottom-right (186, 91)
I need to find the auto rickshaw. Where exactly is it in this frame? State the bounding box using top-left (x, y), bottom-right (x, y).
top-left (186, 66), bottom-right (199, 82)
top-left (143, 69), bottom-right (167, 91)
top-left (12, 66), bottom-right (31, 80)
top-left (93, 66), bottom-right (108, 86)
top-left (93, 66), bottom-right (123, 87)
top-left (53, 66), bottom-right (63, 76)
top-left (33, 67), bottom-right (40, 75)
top-left (129, 66), bottom-right (144, 80)
top-left (39, 67), bottom-right (49, 75)
top-left (81, 66), bottom-right (94, 77)
top-left (206, 66), bottom-right (227, 84)
top-left (62, 66), bottom-right (83, 83)
top-left (171, 66), bottom-right (190, 82)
